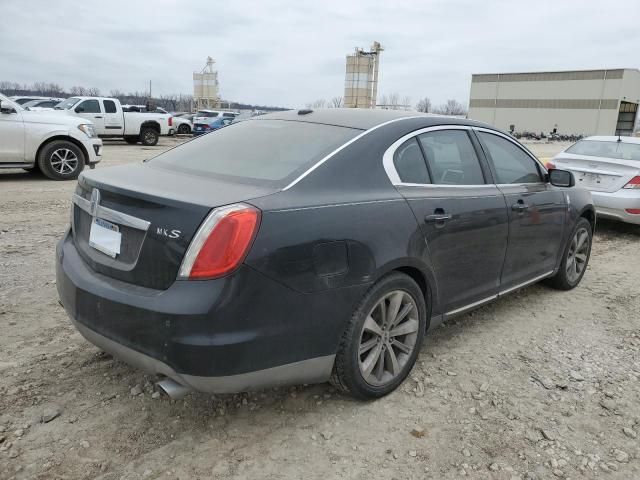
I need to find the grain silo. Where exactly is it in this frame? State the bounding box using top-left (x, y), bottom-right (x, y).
top-left (344, 42), bottom-right (383, 108)
top-left (193, 57), bottom-right (219, 110)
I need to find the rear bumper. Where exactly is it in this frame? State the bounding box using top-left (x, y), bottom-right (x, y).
top-left (592, 190), bottom-right (640, 225)
top-left (55, 231), bottom-right (348, 393)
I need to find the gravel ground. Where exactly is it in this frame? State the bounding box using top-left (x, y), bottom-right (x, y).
top-left (0, 138), bottom-right (639, 480)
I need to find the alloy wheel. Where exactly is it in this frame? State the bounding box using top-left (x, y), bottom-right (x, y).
top-left (358, 290), bottom-right (419, 386)
top-left (566, 227), bottom-right (589, 283)
top-left (50, 148), bottom-right (78, 175)
top-left (144, 131), bottom-right (156, 143)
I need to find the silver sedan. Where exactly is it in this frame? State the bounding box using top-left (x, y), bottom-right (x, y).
top-left (551, 136), bottom-right (640, 224)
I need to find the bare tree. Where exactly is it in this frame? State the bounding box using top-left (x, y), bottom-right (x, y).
top-left (378, 94), bottom-right (389, 109)
top-left (330, 96), bottom-right (343, 108)
top-left (70, 86), bottom-right (87, 96)
top-left (401, 96), bottom-right (412, 111)
top-left (387, 93), bottom-right (400, 110)
top-left (434, 99), bottom-right (467, 116)
top-left (312, 99), bottom-right (327, 109)
top-left (416, 97), bottom-right (432, 113)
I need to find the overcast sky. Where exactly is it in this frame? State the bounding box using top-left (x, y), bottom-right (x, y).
top-left (2, 0), bottom-right (639, 108)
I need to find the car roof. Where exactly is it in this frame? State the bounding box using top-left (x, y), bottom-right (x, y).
top-left (583, 135), bottom-right (640, 145)
top-left (255, 108), bottom-right (488, 130)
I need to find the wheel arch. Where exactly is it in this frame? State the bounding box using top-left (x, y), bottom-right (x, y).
top-left (36, 135), bottom-right (90, 165)
top-left (372, 260), bottom-right (438, 331)
top-left (579, 206), bottom-right (596, 232)
top-left (141, 121), bottom-right (161, 133)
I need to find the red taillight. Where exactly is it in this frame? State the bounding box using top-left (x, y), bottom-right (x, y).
top-left (168, 117), bottom-right (173, 127)
top-left (179, 204), bottom-right (260, 280)
top-left (625, 209), bottom-right (640, 215)
top-left (623, 176), bottom-right (640, 189)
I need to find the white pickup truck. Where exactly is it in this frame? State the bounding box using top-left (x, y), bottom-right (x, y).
top-left (0, 93), bottom-right (102, 180)
top-left (55, 97), bottom-right (172, 146)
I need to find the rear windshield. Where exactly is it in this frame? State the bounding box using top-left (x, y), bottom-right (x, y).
top-left (197, 111), bottom-right (218, 117)
top-left (151, 119), bottom-right (361, 185)
top-left (566, 140), bottom-right (640, 161)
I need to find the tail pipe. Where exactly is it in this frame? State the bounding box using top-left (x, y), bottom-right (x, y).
top-left (156, 378), bottom-right (191, 399)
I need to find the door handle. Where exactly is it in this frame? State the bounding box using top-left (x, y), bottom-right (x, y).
top-left (94, 116), bottom-right (103, 118)
top-left (425, 208), bottom-right (452, 226)
top-left (511, 200), bottom-right (529, 213)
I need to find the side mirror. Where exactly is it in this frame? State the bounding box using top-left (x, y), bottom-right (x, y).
top-left (75, 106), bottom-right (85, 113)
top-left (0, 100), bottom-right (16, 114)
top-left (549, 169), bottom-right (575, 188)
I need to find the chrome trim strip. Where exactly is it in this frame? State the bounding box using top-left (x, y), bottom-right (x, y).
top-left (271, 198), bottom-right (404, 212)
top-left (445, 295), bottom-right (498, 316)
top-left (444, 270), bottom-right (555, 316)
top-left (498, 271), bottom-right (554, 296)
top-left (72, 193), bottom-right (151, 231)
top-left (282, 115), bottom-right (426, 190)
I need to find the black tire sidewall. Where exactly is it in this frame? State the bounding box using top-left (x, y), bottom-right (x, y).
top-left (140, 128), bottom-right (159, 146)
top-left (37, 140), bottom-right (85, 180)
top-left (178, 124), bottom-right (190, 134)
top-left (335, 273), bottom-right (426, 399)
top-left (555, 217), bottom-right (593, 289)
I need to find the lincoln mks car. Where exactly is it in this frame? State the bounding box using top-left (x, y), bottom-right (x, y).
top-left (56, 109), bottom-right (595, 399)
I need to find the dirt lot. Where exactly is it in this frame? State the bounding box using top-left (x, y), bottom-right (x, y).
top-left (1, 138), bottom-right (639, 480)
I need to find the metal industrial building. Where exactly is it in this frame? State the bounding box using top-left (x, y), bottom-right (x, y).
top-left (343, 42), bottom-right (383, 108)
top-left (468, 69), bottom-right (640, 136)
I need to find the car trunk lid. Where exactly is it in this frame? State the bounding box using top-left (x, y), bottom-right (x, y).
top-left (71, 163), bottom-right (275, 290)
top-left (553, 153), bottom-right (640, 192)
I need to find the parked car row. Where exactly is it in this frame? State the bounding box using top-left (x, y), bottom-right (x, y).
top-left (0, 93), bottom-right (102, 180)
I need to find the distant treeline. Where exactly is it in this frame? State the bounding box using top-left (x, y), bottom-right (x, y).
top-left (0, 81), bottom-right (289, 113)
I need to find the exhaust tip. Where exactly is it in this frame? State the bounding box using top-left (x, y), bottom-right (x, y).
top-left (156, 378), bottom-right (191, 400)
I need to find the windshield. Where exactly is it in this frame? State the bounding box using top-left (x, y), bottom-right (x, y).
top-left (55, 97), bottom-right (81, 110)
top-left (196, 111), bottom-right (218, 117)
top-left (152, 119), bottom-right (361, 185)
top-left (567, 140), bottom-right (640, 161)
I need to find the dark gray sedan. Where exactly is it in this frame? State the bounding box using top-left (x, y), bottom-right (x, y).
top-left (56, 109), bottom-right (595, 399)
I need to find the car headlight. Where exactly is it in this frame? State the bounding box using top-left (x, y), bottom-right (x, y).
top-left (78, 124), bottom-right (96, 138)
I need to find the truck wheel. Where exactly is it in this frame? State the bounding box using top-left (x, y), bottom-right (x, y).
top-left (37, 140), bottom-right (85, 180)
top-left (124, 136), bottom-right (139, 145)
top-left (140, 128), bottom-right (159, 146)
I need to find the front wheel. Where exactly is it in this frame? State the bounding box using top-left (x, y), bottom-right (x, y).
top-left (331, 272), bottom-right (426, 399)
top-left (37, 140), bottom-right (85, 180)
top-left (546, 217), bottom-right (592, 290)
top-left (140, 128), bottom-right (159, 146)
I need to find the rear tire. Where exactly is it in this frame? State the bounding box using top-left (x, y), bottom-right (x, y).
top-left (177, 124), bottom-right (191, 135)
top-left (37, 140), bottom-right (85, 180)
top-left (546, 217), bottom-right (592, 290)
top-left (124, 136), bottom-right (139, 145)
top-left (140, 128), bottom-right (159, 146)
top-left (331, 272), bottom-right (426, 400)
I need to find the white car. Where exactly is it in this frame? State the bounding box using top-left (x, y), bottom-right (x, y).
top-left (172, 115), bottom-right (192, 135)
top-left (9, 95), bottom-right (48, 105)
top-left (551, 136), bottom-right (640, 225)
top-left (21, 98), bottom-right (64, 111)
top-left (192, 109), bottom-right (238, 124)
top-left (55, 97), bottom-right (172, 146)
top-left (0, 93), bottom-right (102, 180)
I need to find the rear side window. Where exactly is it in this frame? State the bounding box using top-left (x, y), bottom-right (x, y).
top-left (152, 120), bottom-right (360, 185)
top-left (103, 100), bottom-right (117, 113)
top-left (78, 99), bottom-right (100, 114)
top-left (418, 130), bottom-right (485, 185)
top-left (223, 113), bottom-right (235, 118)
top-left (478, 132), bottom-right (542, 184)
top-left (393, 138), bottom-right (429, 184)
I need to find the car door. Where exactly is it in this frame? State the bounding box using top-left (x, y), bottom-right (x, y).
top-left (74, 99), bottom-right (105, 135)
top-left (0, 102), bottom-right (25, 163)
top-left (387, 126), bottom-right (509, 315)
top-left (475, 129), bottom-right (566, 290)
top-left (101, 99), bottom-right (124, 136)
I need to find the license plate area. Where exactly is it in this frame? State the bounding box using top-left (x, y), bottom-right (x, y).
top-left (577, 172), bottom-right (614, 188)
top-left (89, 217), bottom-right (122, 258)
